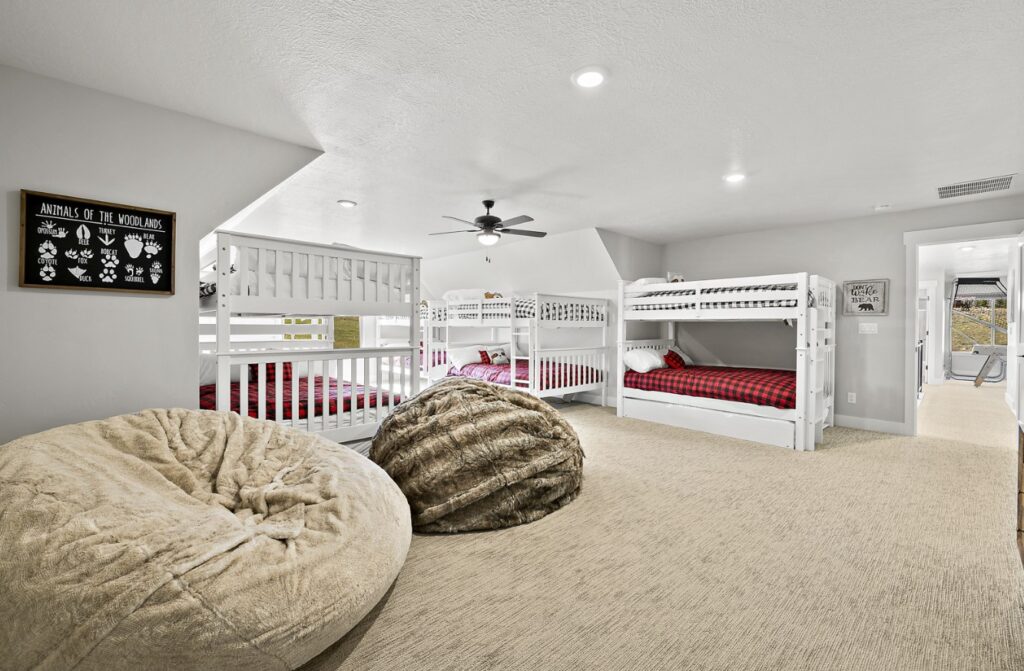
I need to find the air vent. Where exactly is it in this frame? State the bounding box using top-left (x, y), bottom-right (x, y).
top-left (937, 174), bottom-right (1015, 199)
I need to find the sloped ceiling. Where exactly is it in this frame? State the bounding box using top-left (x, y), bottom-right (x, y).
top-left (1, 1), bottom-right (1022, 258)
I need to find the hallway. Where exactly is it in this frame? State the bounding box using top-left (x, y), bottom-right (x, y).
top-left (918, 380), bottom-right (1016, 449)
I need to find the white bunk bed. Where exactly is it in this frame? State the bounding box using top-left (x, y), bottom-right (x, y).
top-left (422, 294), bottom-right (610, 402)
top-left (617, 273), bottom-right (836, 451)
top-left (202, 231), bottom-right (420, 442)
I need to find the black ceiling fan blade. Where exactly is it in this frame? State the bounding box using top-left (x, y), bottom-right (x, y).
top-left (442, 215), bottom-right (479, 226)
top-left (502, 229), bottom-right (547, 237)
top-left (497, 215), bottom-right (534, 228)
top-left (429, 230), bottom-right (477, 236)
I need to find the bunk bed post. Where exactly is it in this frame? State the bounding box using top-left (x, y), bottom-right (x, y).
top-left (215, 232), bottom-right (232, 412)
top-left (530, 292), bottom-right (539, 396)
top-left (410, 258), bottom-right (421, 396)
top-left (616, 280), bottom-right (626, 416)
top-left (601, 303), bottom-right (609, 407)
top-left (795, 272), bottom-right (812, 451)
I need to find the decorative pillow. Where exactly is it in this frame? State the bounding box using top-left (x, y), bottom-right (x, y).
top-left (479, 350), bottom-right (492, 365)
top-left (449, 346), bottom-right (484, 370)
top-left (490, 351), bottom-right (510, 365)
top-left (623, 349), bottom-right (668, 373)
top-left (664, 350), bottom-right (686, 369)
top-left (667, 346), bottom-right (694, 365)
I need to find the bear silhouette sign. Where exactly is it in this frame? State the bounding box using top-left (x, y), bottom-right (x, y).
top-left (19, 190), bottom-right (175, 295)
top-left (842, 279), bottom-right (889, 316)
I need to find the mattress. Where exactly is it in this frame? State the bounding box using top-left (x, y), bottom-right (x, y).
top-left (448, 360), bottom-right (602, 390)
top-left (631, 283), bottom-right (801, 311)
top-left (623, 365), bottom-right (796, 409)
top-left (199, 376), bottom-right (398, 420)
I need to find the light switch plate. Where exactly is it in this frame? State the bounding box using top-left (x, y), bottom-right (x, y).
top-left (858, 323), bottom-right (878, 334)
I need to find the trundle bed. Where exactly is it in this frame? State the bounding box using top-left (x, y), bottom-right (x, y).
top-left (617, 274), bottom-right (836, 451)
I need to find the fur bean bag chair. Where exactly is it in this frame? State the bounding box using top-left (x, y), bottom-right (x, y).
top-left (0, 409), bottom-right (411, 671)
top-left (370, 377), bottom-right (584, 533)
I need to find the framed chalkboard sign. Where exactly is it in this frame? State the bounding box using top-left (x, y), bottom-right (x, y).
top-left (19, 190), bottom-right (175, 295)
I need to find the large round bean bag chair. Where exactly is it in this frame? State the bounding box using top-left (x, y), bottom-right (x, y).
top-left (371, 377), bottom-right (584, 533)
top-left (0, 409), bottom-right (411, 671)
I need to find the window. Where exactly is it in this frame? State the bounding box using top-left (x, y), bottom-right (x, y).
top-left (334, 316), bottom-right (360, 348)
top-left (951, 278), bottom-right (1007, 352)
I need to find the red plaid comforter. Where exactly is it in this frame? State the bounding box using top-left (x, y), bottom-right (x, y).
top-left (199, 377), bottom-right (397, 420)
top-left (623, 365), bottom-right (796, 409)
top-left (449, 360), bottom-right (602, 390)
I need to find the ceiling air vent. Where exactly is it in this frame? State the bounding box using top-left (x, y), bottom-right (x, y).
top-left (937, 174), bottom-right (1015, 199)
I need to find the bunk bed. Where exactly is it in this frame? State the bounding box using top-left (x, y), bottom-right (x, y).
top-left (617, 273), bottom-right (836, 451)
top-left (200, 231), bottom-right (420, 442)
top-left (422, 293), bottom-right (610, 402)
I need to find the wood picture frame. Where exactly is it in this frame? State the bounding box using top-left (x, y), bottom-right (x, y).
top-left (19, 189), bottom-right (176, 295)
top-left (842, 278), bottom-right (889, 316)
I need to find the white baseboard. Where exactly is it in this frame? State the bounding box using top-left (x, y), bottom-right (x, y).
top-left (834, 414), bottom-right (909, 435)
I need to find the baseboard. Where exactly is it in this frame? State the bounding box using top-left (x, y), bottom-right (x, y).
top-left (834, 414), bottom-right (908, 435)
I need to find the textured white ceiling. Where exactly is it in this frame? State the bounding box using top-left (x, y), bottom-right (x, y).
top-left (1, 0), bottom-right (1023, 257)
top-left (919, 237), bottom-right (1014, 277)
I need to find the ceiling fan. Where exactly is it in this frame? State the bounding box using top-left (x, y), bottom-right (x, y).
top-left (431, 199), bottom-right (546, 246)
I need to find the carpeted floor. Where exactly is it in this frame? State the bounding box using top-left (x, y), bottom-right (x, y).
top-left (305, 400), bottom-right (1024, 671)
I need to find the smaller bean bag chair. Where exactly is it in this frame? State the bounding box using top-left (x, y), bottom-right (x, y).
top-left (0, 409), bottom-right (411, 671)
top-left (371, 377), bottom-right (584, 533)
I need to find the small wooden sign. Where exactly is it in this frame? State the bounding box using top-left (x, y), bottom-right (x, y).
top-left (842, 278), bottom-right (889, 316)
top-left (19, 190), bottom-right (175, 295)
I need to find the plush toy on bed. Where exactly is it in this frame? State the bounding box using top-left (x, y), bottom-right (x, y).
top-left (370, 377), bottom-right (584, 533)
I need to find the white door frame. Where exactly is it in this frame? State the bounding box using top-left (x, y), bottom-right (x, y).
top-left (903, 218), bottom-right (1024, 435)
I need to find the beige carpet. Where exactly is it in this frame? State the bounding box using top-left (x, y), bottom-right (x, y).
top-left (305, 404), bottom-right (1024, 671)
top-left (918, 380), bottom-right (1015, 449)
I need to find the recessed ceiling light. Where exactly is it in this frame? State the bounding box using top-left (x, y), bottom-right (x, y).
top-left (337, 199), bottom-right (357, 208)
top-left (723, 173), bottom-right (746, 183)
top-left (960, 246), bottom-right (975, 252)
top-left (874, 203), bottom-right (892, 212)
top-left (572, 67), bottom-right (606, 88)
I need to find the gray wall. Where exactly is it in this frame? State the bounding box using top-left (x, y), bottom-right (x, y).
top-left (663, 194), bottom-right (1024, 430)
top-left (0, 66), bottom-right (319, 443)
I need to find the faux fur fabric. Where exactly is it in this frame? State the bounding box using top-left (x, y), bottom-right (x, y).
top-left (370, 378), bottom-right (584, 533)
top-left (0, 409), bottom-right (411, 671)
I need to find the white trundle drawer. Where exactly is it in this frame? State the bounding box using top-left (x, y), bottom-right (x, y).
top-left (621, 397), bottom-right (795, 449)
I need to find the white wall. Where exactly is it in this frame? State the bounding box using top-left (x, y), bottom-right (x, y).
top-left (596, 229), bottom-right (663, 281)
top-left (663, 194), bottom-right (1024, 431)
top-left (0, 66), bottom-right (320, 443)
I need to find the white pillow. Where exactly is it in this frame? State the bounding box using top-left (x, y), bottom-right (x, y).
top-left (442, 288), bottom-right (487, 301)
top-left (623, 349), bottom-right (668, 373)
top-left (199, 353), bottom-right (242, 384)
top-left (449, 346), bottom-right (484, 370)
top-left (627, 277), bottom-right (665, 288)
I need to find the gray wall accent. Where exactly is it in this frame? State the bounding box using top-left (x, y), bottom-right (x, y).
top-left (663, 194), bottom-right (1024, 427)
top-left (0, 66), bottom-right (320, 443)
top-left (596, 229), bottom-right (664, 281)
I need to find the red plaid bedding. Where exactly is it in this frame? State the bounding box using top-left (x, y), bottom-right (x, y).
top-left (199, 376), bottom-right (397, 420)
top-left (448, 360), bottom-right (602, 390)
top-left (623, 365), bottom-right (796, 409)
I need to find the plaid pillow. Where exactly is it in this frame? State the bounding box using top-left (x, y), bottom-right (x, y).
top-left (664, 350), bottom-right (686, 369)
top-left (479, 350), bottom-right (492, 365)
top-left (248, 361), bottom-right (293, 382)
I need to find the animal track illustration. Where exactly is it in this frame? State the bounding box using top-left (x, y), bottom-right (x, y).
top-left (65, 249), bottom-right (79, 261)
top-left (53, 227), bottom-right (68, 239)
top-left (124, 233), bottom-right (144, 259)
top-left (78, 249), bottom-right (94, 262)
top-left (39, 265), bottom-right (55, 282)
top-left (143, 241), bottom-right (162, 259)
top-left (40, 220), bottom-right (55, 231)
top-left (69, 267), bottom-right (87, 280)
top-left (38, 240), bottom-right (57, 259)
top-left (150, 261), bottom-right (163, 284)
top-left (101, 255), bottom-right (119, 269)
top-left (125, 264), bottom-right (143, 277)
top-left (99, 268), bottom-right (116, 283)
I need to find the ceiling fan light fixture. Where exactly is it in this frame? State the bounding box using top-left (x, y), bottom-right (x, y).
top-left (477, 231), bottom-right (501, 246)
top-left (572, 66), bottom-right (606, 88)
top-left (723, 173), bottom-right (746, 184)
top-left (337, 199), bottom-right (357, 208)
